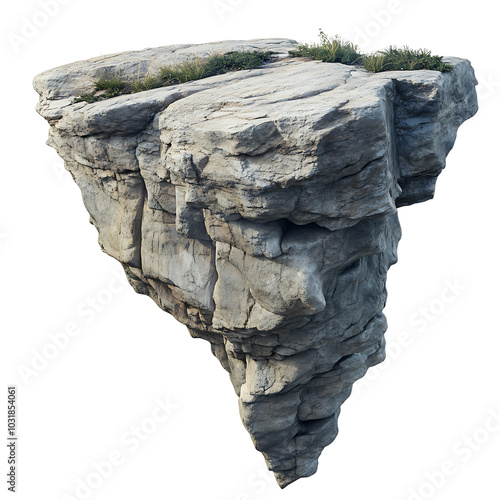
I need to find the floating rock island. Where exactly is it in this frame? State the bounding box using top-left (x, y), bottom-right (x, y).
top-left (34, 38), bottom-right (478, 487)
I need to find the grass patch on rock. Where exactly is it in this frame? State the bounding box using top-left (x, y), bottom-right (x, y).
top-left (290, 30), bottom-right (453, 73)
top-left (75, 35), bottom-right (454, 104)
top-left (75, 51), bottom-right (275, 103)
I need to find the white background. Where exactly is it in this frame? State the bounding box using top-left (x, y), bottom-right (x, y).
top-left (1, 1), bottom-right (499, 499)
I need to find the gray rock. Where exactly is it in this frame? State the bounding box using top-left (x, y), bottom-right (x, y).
top-left (34, 39), bottom-right (478, 488)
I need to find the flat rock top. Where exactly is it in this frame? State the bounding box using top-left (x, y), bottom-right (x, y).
top-left (33, 38), bottom-right (298, 100)
top-left (33, 38), bottom-right (475, 131)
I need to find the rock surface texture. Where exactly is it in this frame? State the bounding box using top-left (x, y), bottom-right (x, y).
top-left (34, 39), bottom-right (478, 487)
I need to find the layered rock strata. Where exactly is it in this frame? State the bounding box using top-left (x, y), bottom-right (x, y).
top-left (34, 39), bottom-right (478, 487)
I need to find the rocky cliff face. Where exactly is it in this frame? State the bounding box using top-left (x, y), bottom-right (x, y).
top-left (34, 39), bottom-right (478, 487)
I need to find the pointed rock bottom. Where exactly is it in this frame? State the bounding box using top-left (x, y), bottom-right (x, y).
top-left (275, 466), bottom-right (317, 489)
top-left (271, 417), bottom-right (337, 488)
top-left (240, 369), bottom-right (348, 488)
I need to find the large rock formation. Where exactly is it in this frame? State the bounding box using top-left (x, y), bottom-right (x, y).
top-left (34, 39), bottom-right (478, 487)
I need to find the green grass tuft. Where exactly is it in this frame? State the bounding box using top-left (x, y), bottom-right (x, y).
top-left (361, 54), bottom-right (387, 73)
top-left (362, 46), bottom-right (453, 73)
top-left (94, 75), bottom-right (127, 93)
top-left (204, 50), bottom-right (275, 72)
top-left (157, 59), bottom-right (210, 86)
top-left (290, 30), bottom-right (363, 65)
top-left (131, 75), bottom-right (165, 93)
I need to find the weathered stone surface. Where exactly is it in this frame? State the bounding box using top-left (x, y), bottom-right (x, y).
top-left (34, 39), bottom-right (478, 488)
